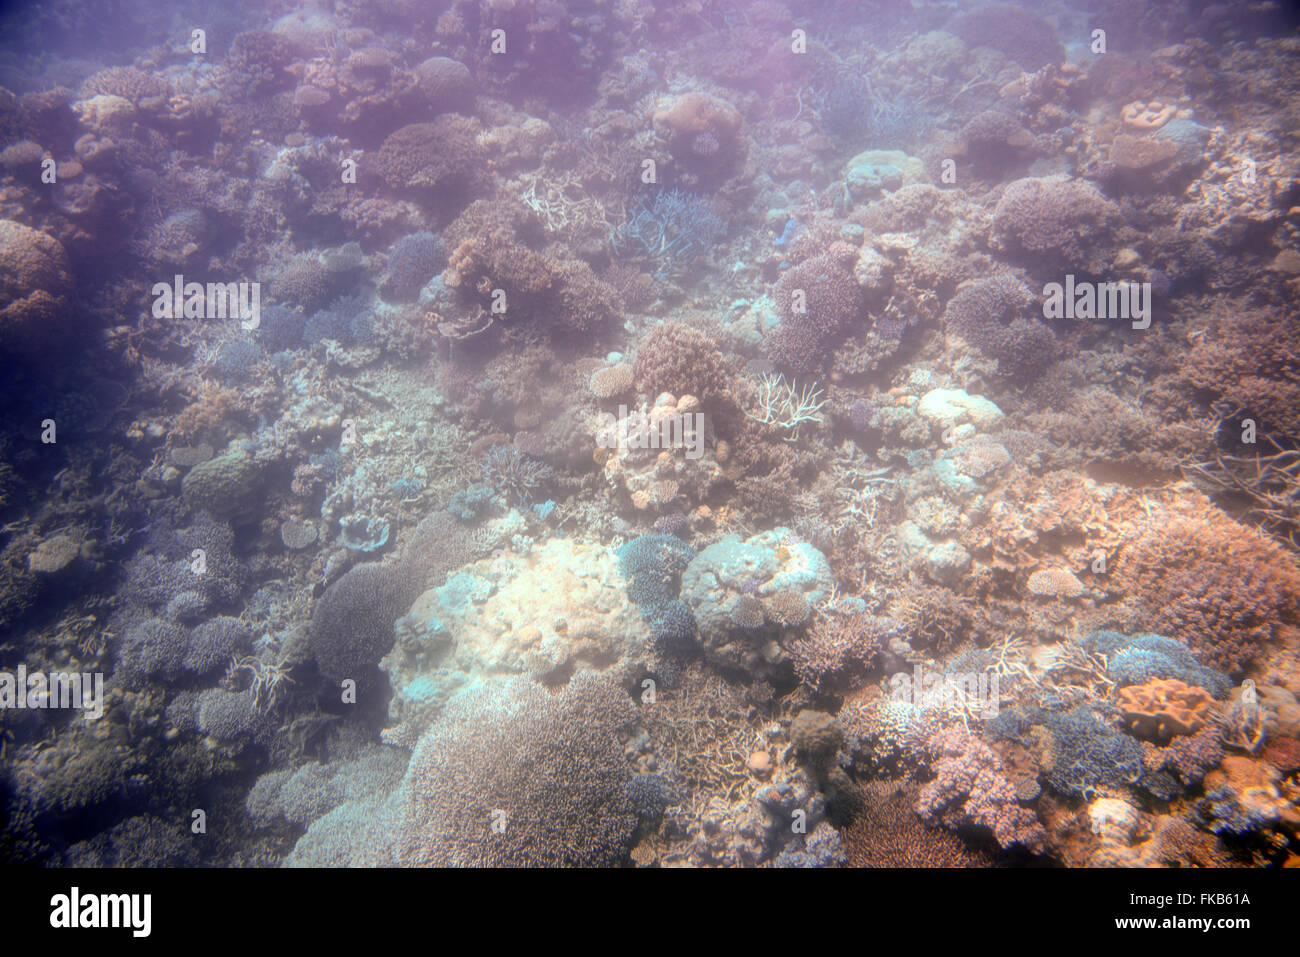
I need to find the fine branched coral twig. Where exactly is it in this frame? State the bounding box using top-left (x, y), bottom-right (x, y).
top-left (743, 373), bottom-right (829, 441)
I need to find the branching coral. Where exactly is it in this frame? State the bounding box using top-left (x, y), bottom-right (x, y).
top-left (990, 176), bottom-right (1123, 274)
top-left (611, 189), bottom-right (725, 277)
top-left (786, 613), bottom-right (888, 694)
top-left (396, 674), bottom-right (638, 867)
top-left (632, 320), bottom-right (732, 404)
top-left (742, 373), bottom-right (828, 441)
top-left (916, 726), bottom-right (1046, 853)
top-left (480, 444), bottom-right (552, 505)
top-left (766, 248), bottom-right (866, 375)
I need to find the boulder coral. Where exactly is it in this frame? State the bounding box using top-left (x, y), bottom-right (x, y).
top-left (991, 176), bottom-right (1124, 274)
top-left (680, 529), bottom-right (833, 675)
top-left (0, 219), bottom-right (72, 352)
top-left (652, 91), bottom-right (744, 183)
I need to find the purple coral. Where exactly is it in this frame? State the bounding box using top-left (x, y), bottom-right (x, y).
top-left (942, 273), bottom-right (1058, 379)
top-left (848, 398), bottom-right (877, 431)
top-left (991, 176), bottom-right (1122, 274)
top-left (691, 131), bottom-right (720, 157)
top-left (916, 727), bottom-right (1046, 853)
top-left (767, 248), bottom-right (867, 374)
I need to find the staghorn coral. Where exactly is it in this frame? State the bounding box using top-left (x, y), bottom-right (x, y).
top-left (786, 613), bottom-right (888, 694)
top-left (1078, 631), bottom-right (1232, 698)
top-left (612, 189), bottom-right (726, 276)
top-left (843, 779), bottom-right (992, 867)
top-left (1144, 723), bottom-right (1225, 786)
top-left (80, 66), bottom-right (169, 107)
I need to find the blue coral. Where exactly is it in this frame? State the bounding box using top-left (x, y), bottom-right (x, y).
top-left (1201, 785), bottom-right (1276, 836)
top-left (1077, 631), bottom-right (1231, 698)
top-left (989, 705), bottom-right (1149, 800)
top-left (448, 484), bottom-right (498, 520)
top-left (303, 290), bottom-right (373, 346)
top-left (381, 231), bottom-right (448, 302)
top-left (617, 534), bottom-right (698, 646)
top-left (612, 189), bottom-right (725, 278)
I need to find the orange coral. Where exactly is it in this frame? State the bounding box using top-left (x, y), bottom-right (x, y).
top-left (1118, 678), bottom-right (1216, 740)
top-left (1121, 100), bottom-right (1176, 130)
top-left (842, 780), bottom-right (991, 867)
top-left (1117, 500), bottom-right (1300, 674)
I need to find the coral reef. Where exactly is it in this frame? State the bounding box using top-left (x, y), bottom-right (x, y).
top-left (1, 0), bottom-right (1297, 876)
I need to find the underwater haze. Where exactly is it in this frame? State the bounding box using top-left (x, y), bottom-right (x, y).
top-left (0, 0), bottom-right (1299, 870)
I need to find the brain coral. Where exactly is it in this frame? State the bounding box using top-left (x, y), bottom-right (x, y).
top-left (394, 673), bottom-right (638, 867)
top-left (181, 450), bottom-right (264, 521)
top-left (991, 176), bottom-right (1123, 274)
top-left (310, 562), bottom-right (408, 692)
top-left (376, 116), bottom-right (485, 197)
top-left (414, 56), bottom-right (474, 110)
top-left (0, 220), bottom-right (72, 352)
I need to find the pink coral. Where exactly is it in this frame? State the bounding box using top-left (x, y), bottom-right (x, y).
top-left (917, 727), bottom-right (1046, 853)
